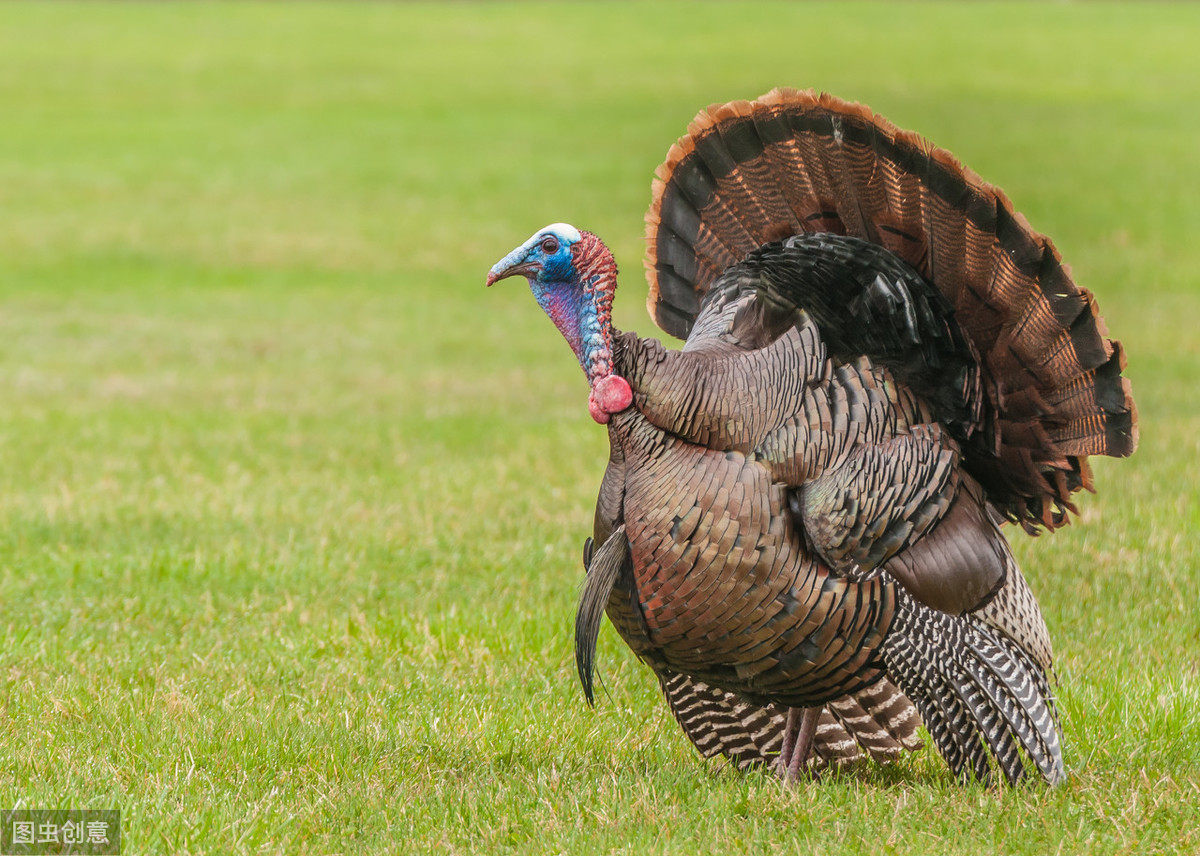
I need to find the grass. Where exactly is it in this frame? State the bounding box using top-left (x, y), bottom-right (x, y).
top-left (0, 2), bottom-right (1197, 853)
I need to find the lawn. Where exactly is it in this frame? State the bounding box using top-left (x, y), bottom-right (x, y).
top-left (0, 2), bottom-right (1197, 854)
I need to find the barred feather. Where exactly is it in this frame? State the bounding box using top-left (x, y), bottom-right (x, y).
top-left (882, 591), bottom-right (1065, 785)
top-left (659, 671), bottom-right (921, 772)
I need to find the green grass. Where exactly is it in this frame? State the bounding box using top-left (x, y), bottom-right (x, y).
top-left (0, 2), bottom-right (1197, 853)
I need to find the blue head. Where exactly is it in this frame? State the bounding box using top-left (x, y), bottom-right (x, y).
top-left (486, 222), bottom-right (582, 287)
top-left (487, 223), bottom-right (631, 423)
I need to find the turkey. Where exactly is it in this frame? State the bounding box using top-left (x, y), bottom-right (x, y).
top-left (487, 89), bottom-right (1137, 785)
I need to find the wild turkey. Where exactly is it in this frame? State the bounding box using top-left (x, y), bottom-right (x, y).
top-left (487, 89), bottom-right (1137, 785)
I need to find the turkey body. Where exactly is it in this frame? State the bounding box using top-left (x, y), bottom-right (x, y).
top-left (590, 235), bottom-right (1063, 783)
top-left (490, 89), bottom-right (1137, 786)
top-left (603, 404), bottom-right (894, 709)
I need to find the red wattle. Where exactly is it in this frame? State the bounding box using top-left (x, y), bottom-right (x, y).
top-left (590, 373), bottom-right (632, 423)
top-left (588, 394), bottom-right (610, 424)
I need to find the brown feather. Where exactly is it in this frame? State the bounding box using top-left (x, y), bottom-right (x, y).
top-left (644, 88), bottom-right (1137, 531)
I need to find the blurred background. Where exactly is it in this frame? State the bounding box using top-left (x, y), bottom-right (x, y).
top-left (0, 3), bottom-right (1196, 853)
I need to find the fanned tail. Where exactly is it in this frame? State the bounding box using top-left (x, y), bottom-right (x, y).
top-left (881, 590), bottom-right (1065, 785)
top-left (644, 88), bottom-right (1137, 531)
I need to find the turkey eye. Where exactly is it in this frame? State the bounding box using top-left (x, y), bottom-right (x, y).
top-left (540, 236), bottom-right (559, 254)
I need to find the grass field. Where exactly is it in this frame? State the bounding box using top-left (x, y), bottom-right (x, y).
top-left (1, 2), bottom-right (1198, 853)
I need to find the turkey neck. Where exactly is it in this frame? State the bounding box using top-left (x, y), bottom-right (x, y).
top-left (569, 236), bottom-right (618, 387)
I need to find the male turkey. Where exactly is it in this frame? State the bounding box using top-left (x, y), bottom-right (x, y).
top-left (487, 89), bottom-right (1137, 785)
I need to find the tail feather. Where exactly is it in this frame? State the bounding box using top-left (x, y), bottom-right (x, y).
top-left (882, 591), bottom-right (1065, 785)
top-left (645, 88), bottom-right (1137, 532)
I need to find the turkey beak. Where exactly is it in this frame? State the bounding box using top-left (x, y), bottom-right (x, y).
top-left (486, 255), bottom-right (539, 287)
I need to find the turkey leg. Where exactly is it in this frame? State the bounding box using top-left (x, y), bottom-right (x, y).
top-left (777, 706), bottom-right (822, 781)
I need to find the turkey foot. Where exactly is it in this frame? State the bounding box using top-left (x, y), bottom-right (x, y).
top-left (776, 706), bottom-right (822, 782)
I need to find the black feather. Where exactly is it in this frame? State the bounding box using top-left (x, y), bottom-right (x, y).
top-left (575, 526), bottom-right (629, 706)
top-left (704, 233), bottom-right (983, 436)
